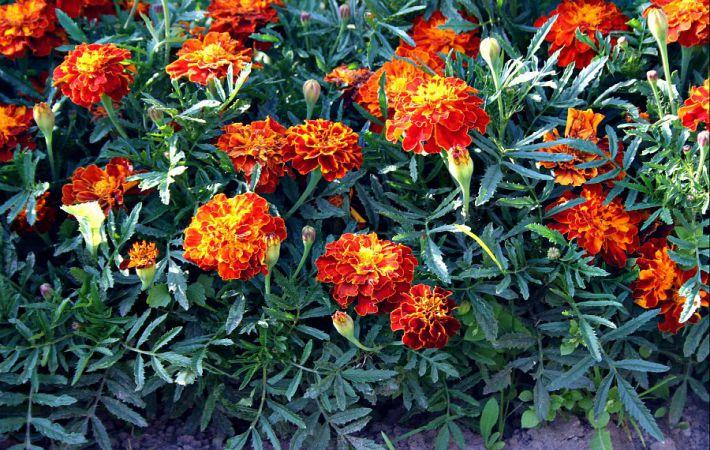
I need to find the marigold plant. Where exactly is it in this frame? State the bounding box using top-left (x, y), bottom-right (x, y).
top-left (166, 32), bottom-right (252, 86)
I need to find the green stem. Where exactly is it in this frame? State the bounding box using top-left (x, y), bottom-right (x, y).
top-left (161, 0), bottom-right (170, 65)
top-left (123, 0), bottom-right (139, 29)
top-left (649, 80), bottom-right (665, 117)
top-left (696, 142), bottom-right (707, 183)
top-left (45, 135), bottom-right (57, 181)
top-left (264, 271), bottom-right (272, 296)
top-left (346, 336), bottom-right (381, 353)
top-left (658, 43), bottom-right (677, 114)
top-left (100, 95), bottom-right (129, 140)
top-left (291, 242), bottom-right (313, 279)
top-left (461, 186), bottom-right (471, 221)
top-left (285, 170), bottom-right (322, 218)
top-left (680, 46), bottom-right (693, 93)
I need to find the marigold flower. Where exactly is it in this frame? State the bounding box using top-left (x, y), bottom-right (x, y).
top-left (166, 32), bottom-right (252, 86)
top-left (659, 270), bottom-right (708, 334)
top-left (547, 184), bottom-right (643, 268)
top-left (534, 0), bottom-right (629, 68)
top-left (0, 104), bottom-right (35, 163)
top-left (632, 238), bottom-right (679, 309)
top-left (183, 193), bottom-right (287, 281)
top-left (11, 191), bottom-right (56, 235)
top-left (57, 0), bottom-right (115, 19)
top-left (0, 0), bottom-right (65, 59)
top-left (121, 241), bottom-right (158, 270)
top-left (386, 76), bottom-right (489, 155)
top-left (284, 119), bottom-right (363, 182)
top-left (390, 284), bottom-right (461, 350)
top-left (324, 66), bottom-right (373, 92)
top-left (62, 157), bottom-right (140, 215)
top-left (645, 0), bottom-right (709, 47)
top-left (53, 43), bottom-right (136, 108)
top-left (207, 0), bottom-right (283, 43)
top-left (679, 79), bottom-right (709, 132)
top-left (538, 108), bottom-right (624, 186)
top-left (216, 117), bottom-right (288, 194)
top-left (315, 233), bottom-right (418, 316)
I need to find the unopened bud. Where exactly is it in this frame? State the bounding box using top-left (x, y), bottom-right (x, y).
top-left (683, 144), bottom-right (692, 154)
top-left (647, 70), bottom-right (659, 84)
top-left (175, 369), bottom-right (196, 386)
top-left (303, 79), bottom-right (321, 108)
top-left (33, 102), bottom-right (55, 139)
top-left (616, 36), bottom-right (628, 48)
top-left (302, 225), bottom-right (316, 245)
top-left (647, 8), bottom-right (668, 45)
top-left (447, 146), bottom-right (474, 218)
top-left (364, 11), bottom-right (374, 23)
top-left (332, 311), bottom-right (354, 339)
top-left (338, 4), bottom-right (351, 22)
top-left (147, 106), bottom-right (164, 124)
top-left (480, 37), bottom-right (501, 70)
top-left (39, 283), bottom-right (54, 299)
top-left (264, 235), bottom-right (281, 272)
top-left (698, 130), bottom-right (709, 148)
top-left (547, 247), bottom-right (561, 260)
top-left (299, 11), bottom-right (311, 24)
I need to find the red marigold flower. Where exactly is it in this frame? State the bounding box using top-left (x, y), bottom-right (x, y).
top-left (166, 32), bottom-right (252, 86)
top-left (386, 75), bottom-right (489, 155)
top-left (207, 0), bottom-right (283, 43)
top-left (632, 238), bottom-right (679, 309)
top-left (645, 0), bottom-right (709, 47)
top-left (120, 241), bottom-right (159, 269)
top-left (57, 0), bottom-right (115, 19)
top-left (216, 117), bottom-right (289, 194)
top-left (659, 269), bottom-right (708, 334)
top-left (538, 108), bottom-right (624, 186)
top-left (182, 193), bottom-right (287, 281)
top-left (390, 284), bottom-right (461, 350)
top-left (679, 79), bottom-right (709, 132)
top-left (547, 184), bottom-right (643, 268)
top-left (534, 0), bottom-right (629, 68)
top-left (315, 233), bottom-right (418, 316)
top-left (0, 104), bottom-right (35, 163)
top-left (62, 157), bottom-right (140, 215)
top-left (324, 66), bottom-right (373, 91)
top-left (11, 191), bottom-right (56, 235)
top-left (53, 43), bottom-right (136, 108)
top-left (284, 119), bottom-right (363, 182)
top-left (0, 0), bottom-right (65, 59)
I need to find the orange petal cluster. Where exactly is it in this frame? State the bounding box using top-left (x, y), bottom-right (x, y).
top-left (390, 284), bottom-right (461, 350)
top-left (646, 0), bottom-right (709, 47)
top-left (0, 104), bottom-right (35, 163)
top-left (183, 193), bottom-right (286, 281)
top-left (385, 75), bottom-right (489, 154)
top-left (216, 117), bottom-right (289, 194)
top-left (207, 0), bottom-right (283, 42)
top-left (0, 0), bottom-right (65, 59)
top-left (315, 233), bottom-right (418, 316)
top-left (284, 119), bottom-right (363, 182)
top-left (11, 191), bottom-right (56, 235)
top-left (121, 241), bottom-right (159, 269)
top-left (166, 32), bottom-right (252, 86)
top-left (53, 43), bottom-right (135, 108)
top-left (534, 0), bottom-right (629, 68)
top-left (62, 157), bottom-right (140, 215)
top-left (678, 79), bottom-right (709, 132)
top-left (547, 184), bottom-right (643, 268)
top-left (324, 66), bottom-right (373, 91)
top-left (539, 108), bottom-right (624, 186)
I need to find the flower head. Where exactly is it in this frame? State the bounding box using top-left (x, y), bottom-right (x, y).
top-left (679, 79), bottom-right (709, 132)
top-left (386, 75), bottom-right (489, 155)
top-left (53, 43), bottom-right (135, 108)
top-left (315, 233), bottom-right (418, 316)
top-left (547, 184), bottom-right (643, 268)
top-left (332, 311), bottom-right (355, 338)
top-left (645, 0), bottom-right (709, 47)
top-left (534, 0), bottom-right (629, 68)
top-left (183, 193), bottom-right (287, 281)
top-left (166, 32), bottom-right (252, 86)
top-left (62, 157), bottom-right (140, 215)
top-left (216, 117), bottom-right (288, 194)
top-left (0, 104), bottom-right (35, 163)
top-left (324, 66), bottom-right (373, 91)
top-left (121, 241), bottom-right (159, 270)
top-left (632, 238), bottom-right (679, 309)
top-left (390, 284), bottom-right (461, 350)
top-left (284, 119), bottom-right (363, 182)
top-left (207, 0), bottom-right (283, 43)
top-left (0, 0), bottom-right (65, 59)
top-left (11, 191), bottom-right (56, 235)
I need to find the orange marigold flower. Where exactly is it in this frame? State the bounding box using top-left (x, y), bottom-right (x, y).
top-left (207, 0), bottom-right (283, 42)
top-left (659, 270), bottom-right (708, 334)
top-left (284, 119), bottom-right (363, 182)
top-left (324, 66), bottom-right (373, 91)
top-left (0, 0), bottom-right (65, 59)
top-left (315, 233), bottom-right (418, 316)
top-left (646, 0), bottom-right (709, 47)
top-left (120, 241), bottom-right (159, 269)
top-left (679, 79), bottom-right (709, 132)
top-left (538, 108), bottom-right (624, 186)
top-left (534, 0), bottom-right (629, 68)
top-left (166, 32), bottom-right (252, 86)
top-left (632, 238), bottom-right (679, 309)
top-left (62, 157), bottom-right (140, 215)
top-left (216, 117), bottom-right (288, 194)
top-left (386, 75), bottom-right (489, 155)
top-left (57, 0), bottom-right (114, 19)
top-left (182, 192), bottom-right (287, 281)
top-left (53, 43), bottom-right (135, 108)
top-left (390, 284), bottom-right (461, 350)
top-left (547, 184), bottom-right (643, 268)
top-left (0, 104), bottom-right (35, 163)
top-left (11, 191), bottom-right (56, 235)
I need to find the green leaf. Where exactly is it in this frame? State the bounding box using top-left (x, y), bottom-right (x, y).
top-left (226, 293), bottom-right (246, 334)
top-left (101, 396), bottom-right (148, 427)
top-left (613, 359), bottom-right (669, 373)
top-left (480, 397), bottom-right (499, 442)
top-left (579, 319), bottom-right (602, 362)
top-left (548, 356), bottom-right (594, 391)
top-left (33, 393), bottom-right (77, 407)
top-left (342, 369), bottom-right (397, 383)
top-left (476, 164), bottom-right (503, 206)
top-left (146, 283), bottom-right (171, 308)
top-left (266, 400), bottom-right (306, 429)
top-left (589, 428), bottom-right (613, 450)
top-left (526, 223), bottom-right (567, 246)
top-left (615, 374), bottom-right (663, 441)
top-left (668, 381), bottom-right (687, 425)
top-left (424, 237), bottom-right (450, 283)
top-left (434, 424), bottom-right (450, 450)
top-left (521, 409), bottom-right (540, 428)
top-left (31, 417), bottom-right (86, 445)
top-left (602, 309), bottom-right (658, 342)
top-left (55, 8), bottom-right (87, 42)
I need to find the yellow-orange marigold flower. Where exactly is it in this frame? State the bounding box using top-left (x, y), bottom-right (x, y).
top-left (534, 0), bottom-right (629, 68)
top-left (679, 79), bottom-right (709, 131)
top-left (284, 119), bottom-right (363, 182)
top-left (53, 43), bottom-right (135, 108)
top-left (324, 66), bottom-right (373, 91)
top-left (183, 193), bottom-right (286, 281)
top-left (0, 104), bottom-right (35, 163)
top-left (315, 233), bottom-right (418, 316)
top-left (121, 241), bottom-right (159, 269)
top-left (207, 0), bottom-right (283, 43)
top-left (0, 0), bottom-right (65, 59)
top-left (539, 108), bottom-right (624, 186)
top-left (166, 32), bottom-right (252, 86)
top-left (62, 157), bottom-right (140, 215)
top-left (11, 191), bottom-right (56, 235)
top-left (386, 75), bottom-right (489, 155)
top-left (216, 117), bottom-right (288, 194)
top-left (547, 184), bottom-right (643, 268)
top-left (646, 0), bottom-right (709, 47)
top-left (632, 238), bottom-right (679, 310)
top-left (390, 284), bottom-right (461, 350)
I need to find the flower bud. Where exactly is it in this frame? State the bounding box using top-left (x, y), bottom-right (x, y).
top-left (33, 102), bottom-right (55, 139)
top-left (616, 36), bottom-right (627, 49)
top-left (61, 201), bottom-right (106, 257)
top-left (547, 247), bottom-right (561, 260)
top-left (303, 79), bottom-right (321, 109)
top-left (646, 8), bottom-right (668, 45)
top-left (480, 37), bottom-right (501, 70)
top-left (338, 4), bottom-right (350, 22)
top-left (137, 266), bottom-right (156, 291)
top-left (147, 106), bottom-right (164, 124)
top-left (364, 11), bottom-right (374, 24)
top-left (647, 70), bottom-right (658, 85)
top-left (302, 225), bottom-right (316, 245)
top-left (175, 369), bottom-right (196, 386)
top-left (332, 311), bottom-right (355, 339)
top-left (39, 283), bottom-right (54, 300)
top-left (264, 234), bottom-right (281, 272)
top-left (683, 144), bottom-right (692, 154)
top-left (299, 11), bottom-right (311, 24)
top-left (698, 130), bottom-right (709, 148)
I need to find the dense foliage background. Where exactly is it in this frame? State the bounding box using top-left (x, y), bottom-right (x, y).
top-left (0, 0), bottom-right (708, 449)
